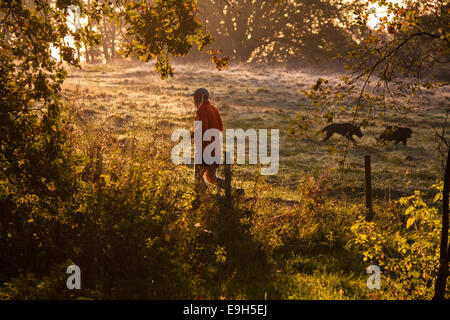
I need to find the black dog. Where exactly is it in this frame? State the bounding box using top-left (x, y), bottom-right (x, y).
top-left (321, 123), bottom-right (363, 145)
top-left (377, 126), bottom-right (412, 145)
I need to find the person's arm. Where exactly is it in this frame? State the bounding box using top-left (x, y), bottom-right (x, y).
top-left (217, 110), bottom-right (223, 132)
top-left (191, 108), bottom-right (208, 137)
top-left (191, 109), bottom-right (200, 138)
top-left (198, 108), bottom-right (208, 132)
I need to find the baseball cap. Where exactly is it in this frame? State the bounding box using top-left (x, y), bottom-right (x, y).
top-left (189, 88), bottom-right (209, 99)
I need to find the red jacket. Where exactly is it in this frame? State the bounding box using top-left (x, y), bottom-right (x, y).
top-left (195, 101), bottom-right (223, 153)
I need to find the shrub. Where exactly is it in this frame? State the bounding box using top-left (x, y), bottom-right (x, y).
top-left (347, 184), bottom-right (442, 299)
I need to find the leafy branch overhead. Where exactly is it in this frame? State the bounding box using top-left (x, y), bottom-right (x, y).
top-left (116, 0), bottom-right (228, 78)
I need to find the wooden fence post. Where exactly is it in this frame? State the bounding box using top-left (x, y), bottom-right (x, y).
top-left (365, 155), bottom-right (373, 220)
top-left (224, 151), bottom-right (232, 202)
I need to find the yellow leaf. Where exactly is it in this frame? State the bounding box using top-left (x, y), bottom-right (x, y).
top-left (405, 206), bottom-right (414, 215)
top-left (406, 217), bottom-right (415, 229)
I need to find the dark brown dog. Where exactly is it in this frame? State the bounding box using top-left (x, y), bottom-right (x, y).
top-left (377, 126), bottom-right (412, 146)
top-left (321, 123), bottom-right (363, 145)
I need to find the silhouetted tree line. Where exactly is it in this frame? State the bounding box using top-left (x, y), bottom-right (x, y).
top-left (80, 0), bottom-right (361, 65)
top-left (195, 0), bottom-right (360, 64)
top-left (83, 0), bottom-right (120, 63)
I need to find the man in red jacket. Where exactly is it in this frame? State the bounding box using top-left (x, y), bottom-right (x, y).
top-left (190, 88), bottom-right (226, 191)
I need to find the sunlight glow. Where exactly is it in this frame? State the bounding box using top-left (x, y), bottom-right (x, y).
top-left (50, 6), bottom-right (88, 62)
top-left (367, 3), bottom-right (388, 29)
top-left (366, 0), bottom-right (404, 30)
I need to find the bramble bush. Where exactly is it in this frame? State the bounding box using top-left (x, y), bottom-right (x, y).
top-left (0, 139), bottom-right (196, 298)
top-left (347, 183), bottom-right (443, 299)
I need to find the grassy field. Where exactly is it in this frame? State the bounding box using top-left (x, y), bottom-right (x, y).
top-left (55, 61), bottom-right (449, 299)
top-left (63, 60), bottom-right (450, 203)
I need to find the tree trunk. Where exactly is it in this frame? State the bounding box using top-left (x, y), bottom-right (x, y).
top-left (84, 0), bottom-right (91, 64)
top-left (110, 22), bottom-right (116, 60)
top-left (102, 17), bottom-right (110, 62)
top-left (84, 42), bottom-right (91, 64)
top-left (110, 1), bottom-right (117, 60)
top-left (434, 147), bottom-right (450, 299)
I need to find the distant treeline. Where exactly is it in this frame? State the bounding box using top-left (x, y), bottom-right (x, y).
top-left (78, 0), bottom-right (361, 65)
top-left (196, 0), bottom-right (359, 64)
